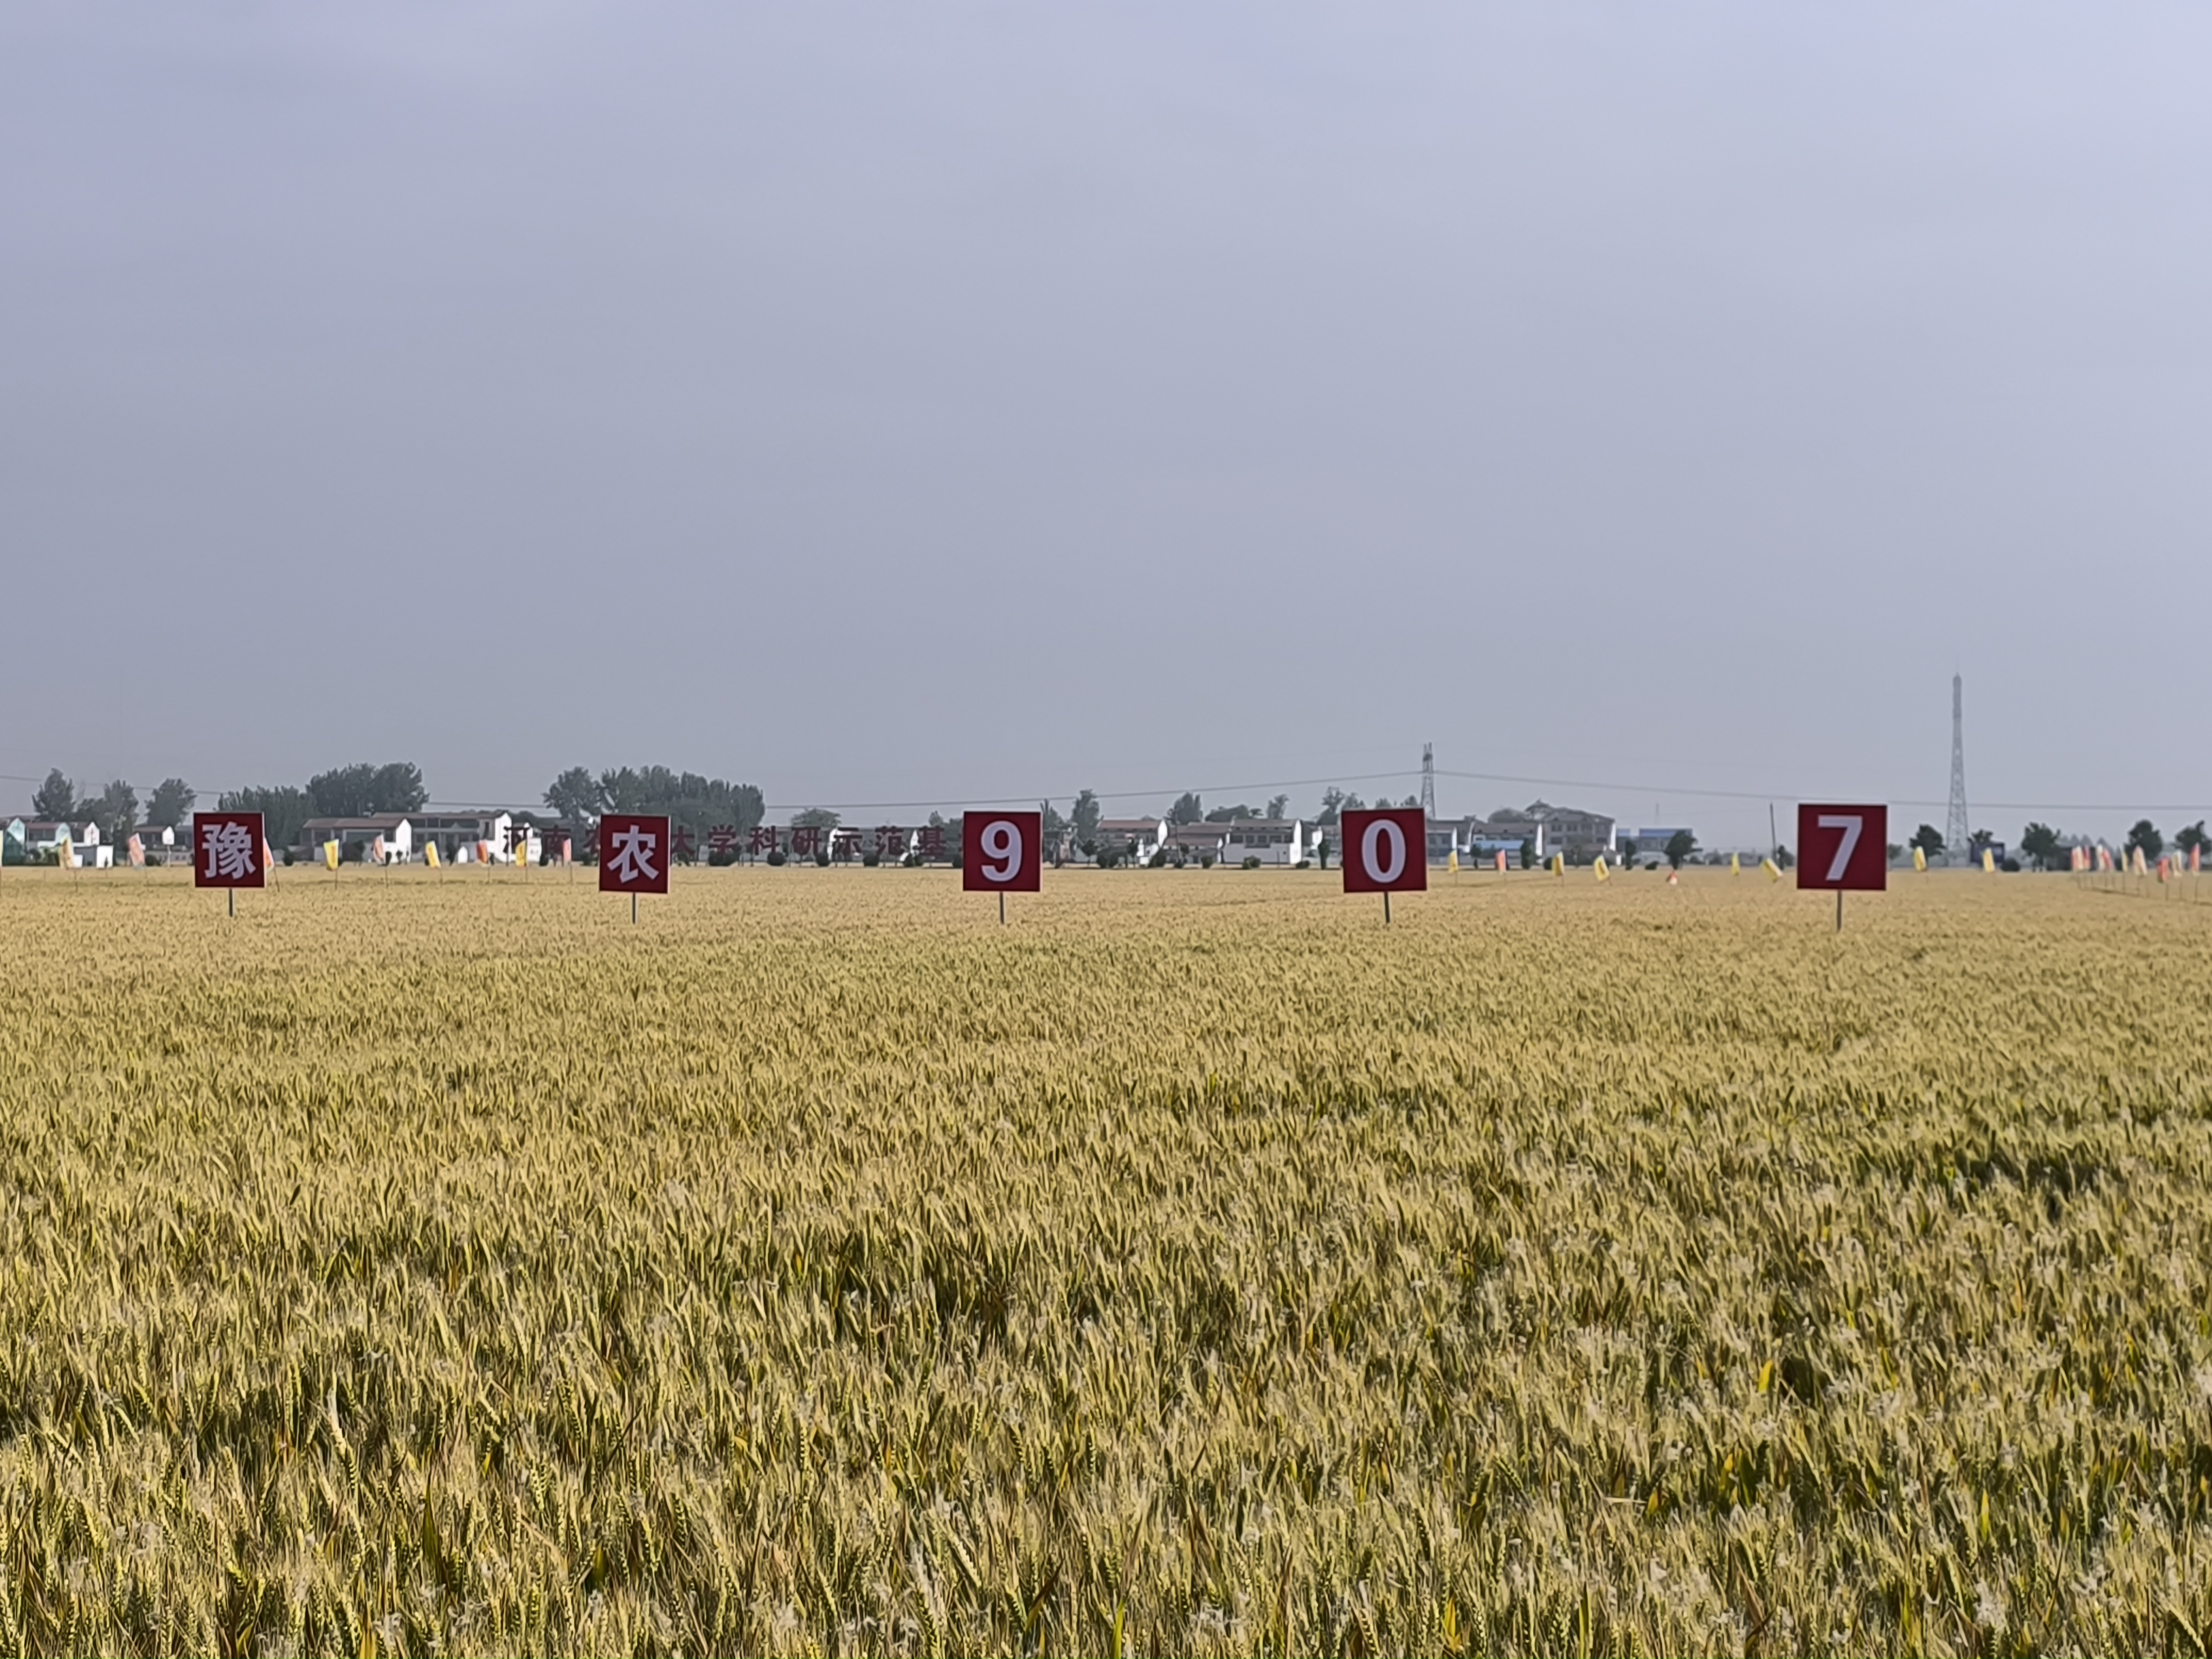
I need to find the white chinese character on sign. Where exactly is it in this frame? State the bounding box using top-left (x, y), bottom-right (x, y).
top-left (607, 824), bottom-right (660, 884)
top-left (201, 820), bottom-right (256, 880)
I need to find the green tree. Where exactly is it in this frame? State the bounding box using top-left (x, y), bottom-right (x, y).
top-left (1909, 824), bottom-right (1945, 860)
top-left (2126, 819), bottom-right (2164, 861)
top-left (2175, 821), bottom-right (2208, 859)
top-left (1664, 829), bottom-right (1697, 870)
top-left (2019, 823), bottom-right (2062, 871)
top-left (1316, 788), bottom-right (1346, 826)
top-left (307, 762), bottom-right (427, 818)
top-left (1203, 802), bottom-right (1261, 823)
top-left (1266, 794), bottom-right (1289, 820)
top-left (580, 767), bottom-right (764, 861)
top-left (218, 786), bottom-right (312, 853)
top-left (1070, 789), bottom-right (1102, 847)
top-left (31, 769), bottom-right (76, 822)
top-left (543, 768), bottom-right (605, 833)
top-left (791, 807), bottom-right (840, 828)
top-left (93, 779), bottom-right (138, 848)
top-left (145, 777), bottom-right (195, 831)
top-left (1168, 792), bottom-right (1204, 825)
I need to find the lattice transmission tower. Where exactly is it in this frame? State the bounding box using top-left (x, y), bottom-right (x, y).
top-left (1420, 743), bottom-right (1436, 818)
top-left (1946, 674), bottom-right (1970, 863)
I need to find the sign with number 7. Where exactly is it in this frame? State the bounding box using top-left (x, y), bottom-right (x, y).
top-left (1796, 804), bottom-right (1888, 892)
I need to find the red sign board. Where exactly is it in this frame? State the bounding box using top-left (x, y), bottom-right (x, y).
top-left (1796, 803), bottom-right (1888, 891)
top-left (598, 813), bottom-right (672, 895)
top-left (1341, 808), bottom-right (1428, 893)
top-left (192, 812), bottom-right (266, 889)
top-left (962, 811), bottom-right (1043, 892)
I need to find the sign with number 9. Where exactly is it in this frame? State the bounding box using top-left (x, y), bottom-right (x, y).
top-left (963, 812), bottom-right (1041, 892)
top-left (1340, 808), bottom-right (1427, 894)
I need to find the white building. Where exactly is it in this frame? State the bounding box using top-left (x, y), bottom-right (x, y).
top-left (1165, 822), bottom-right (1229, 864)
top-left (305, 810), bottom-right (514, 864)
top-left (16, 820), bottom-right (113, 867)
top-left (1221, 818), bottom-right (1311, 865)
top-left (1094, 818), bottom-right (1167, 865)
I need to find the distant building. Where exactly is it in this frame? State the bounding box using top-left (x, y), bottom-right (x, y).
top-left (303, 809), bottom-right (516, 864)
top-left (133, 824), bottom-right (186, 864)
top-left (1442, 801), bottom-right (1617, 863)
top-left (16, 820), bottom-right (114, 868)
top-left (1094, 818), bottom-right (1167, 865)
top-left (1221, 818), bottom-right (1311, 865)
top-left (1165, 822), bottom-right (1229, 863)
top-left (1617, 827), bottom-right (1696, 863)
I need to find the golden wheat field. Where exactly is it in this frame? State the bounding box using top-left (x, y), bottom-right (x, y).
top-left (1, 862), bottom-right (2209, 1655)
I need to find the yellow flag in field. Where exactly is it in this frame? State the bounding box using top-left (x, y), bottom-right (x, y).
top-left (1551, 853), bottom-right (1564, 876)
top-left (1762, 857), bottom-right (1780, 881)
top-left (1593, 856), bottom-right (1609, 882)
top-left (324, 840), bottom-right (339, 870)
top-left (1731, 852), bottom-right (1741, 874)
top-left (425, 842), bottom-right (440, 870)
top-left (59, 833), bottom-right (75, 870)
top-left (1448, 851), bottom-right (1458, 873)
top-left (1982, 848), bottom-right (1996, 873)
top-left (1913, 845), bottom-right (1927, 872)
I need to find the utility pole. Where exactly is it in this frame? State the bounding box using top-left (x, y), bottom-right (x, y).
top-left (1420, 743), bottom-right (1436, 819)
top-left (1946, 674), bottom-right (1970, 865)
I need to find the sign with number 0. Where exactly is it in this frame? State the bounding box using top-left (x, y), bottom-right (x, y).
top-left (1796, 804), bottom-right (1887, 892)
top-left (1341, 808), bottom-right (1427, 896)
top-left (963, 812), bottom-right (1042, 893)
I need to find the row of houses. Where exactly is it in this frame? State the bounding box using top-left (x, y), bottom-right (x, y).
top-left (10, 798), bottom-right (1684, 872)
top-left (3, 819), bottom-right (130, 867)
top-left (1089, 818), bottom-right (1319, 866)
top-left (300, 811), bottom-right (553, 865)
top-left (1439, 802), bottom-right (1697, 865)
top-left (1092, 802), bottom-right (1668, 867)
top-left (3, 811), bottom-right (558, 868)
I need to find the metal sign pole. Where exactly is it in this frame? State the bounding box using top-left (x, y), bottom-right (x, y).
top-left (1836, 890), bottom-right (1843, 933)
top-left (632, 892), bottom-right (639, 925)
top-left (999, 891), bottom-right (1006, 926)
top-left (228, 888), bottom-right (235, 919)
top-left (1383, 891), bottom-right (1392, 925)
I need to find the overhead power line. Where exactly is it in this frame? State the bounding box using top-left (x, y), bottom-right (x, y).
top-left (5, 768), bottom-right (2207, 820)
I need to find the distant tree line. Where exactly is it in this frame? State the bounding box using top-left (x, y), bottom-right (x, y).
top-left (1906, 818), bottom-right (2206, 872)
top-left (543, 767), bottom-right (764, 862)
top-left (217, 764), bottom-right (428, 855)
top-left (21, 768), bottom-right (197, 852)
top-left (12, 761), bottom-right (428, 861)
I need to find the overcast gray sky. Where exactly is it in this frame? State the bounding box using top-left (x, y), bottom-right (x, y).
top-left (6, 3), bottom-right (2207, 846)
